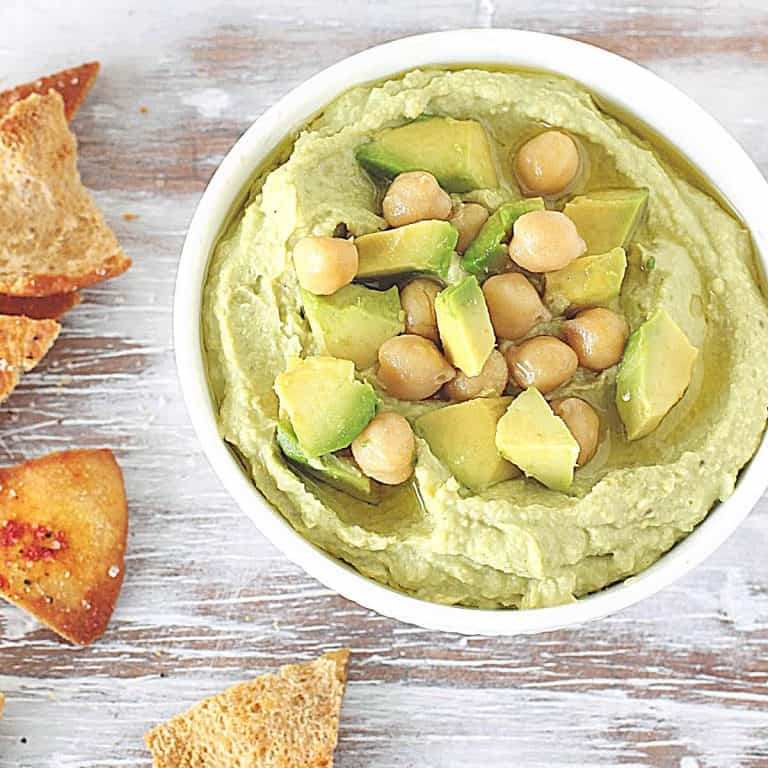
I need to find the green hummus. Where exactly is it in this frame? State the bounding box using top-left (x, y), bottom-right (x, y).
top-left (203, 68), bottom-right (768, 609)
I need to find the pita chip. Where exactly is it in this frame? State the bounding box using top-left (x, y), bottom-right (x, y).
top-left (145, 649), bottom-right (350, 768)
top-left (0, 91), bottom-right (130, 296)
top-left (0, 449), bottom-right (127, 645)
top-left (0, 314), bottom-right (59, 403)
top-left (0, 293), bottom-right (81, 320)
top-left (0, 62), bottom-right (100, 122)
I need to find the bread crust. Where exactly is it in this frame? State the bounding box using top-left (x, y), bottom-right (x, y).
top-left (0, 62), bottom-right (100, 122)
top-left (0, 293), bottom-right (82, 320)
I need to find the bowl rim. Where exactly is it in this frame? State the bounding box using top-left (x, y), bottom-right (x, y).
top-left (174, 28), bottom-right (768, 636)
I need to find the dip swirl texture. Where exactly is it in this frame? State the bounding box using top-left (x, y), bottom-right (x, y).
top-left (203, 68), bottom-right (768, 608)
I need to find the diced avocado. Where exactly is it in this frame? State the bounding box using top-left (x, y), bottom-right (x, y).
top-left (434, 275), bottom-right (495, 377)
top-left (301, 284), bottom-right (404, 369)
top-left (276, 420), bottom-right (381, 504)
top-left (495, 388), bottom-right (580, 493)
top-left (355, 116), bottom-right (499, 193)
top-left (416, 398), bottom-right (519, 492)
top-left (544, 246), bottom-right (628, 312)
top-left (462, 197), bottom-right (545, 276)
top-left (355, 220), bottom-right (457, 280)
top-left (563, 188), bottom-right (649, 254)
top-left (616, 309), bottom-right (699, 440)
top-left (274, 356), bottom-right (377, 457)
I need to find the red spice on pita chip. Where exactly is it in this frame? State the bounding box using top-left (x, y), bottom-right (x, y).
top-left (0, 449), bottom-right (128, 645)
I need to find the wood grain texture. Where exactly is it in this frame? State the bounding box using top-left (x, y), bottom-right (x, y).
top-left (1, 1), bottom-right (767, 766)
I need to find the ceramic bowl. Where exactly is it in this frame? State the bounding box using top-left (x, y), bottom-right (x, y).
top-left (174, 29), bottom-right (768, 635)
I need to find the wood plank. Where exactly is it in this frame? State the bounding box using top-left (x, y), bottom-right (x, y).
top-left (0, 1), bottom-right (766, 766)
top-left (1, 678), bottom-right (767, 767)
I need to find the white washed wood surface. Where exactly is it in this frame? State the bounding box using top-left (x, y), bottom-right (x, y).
top-left (1, 1), bottom-right (767, 766)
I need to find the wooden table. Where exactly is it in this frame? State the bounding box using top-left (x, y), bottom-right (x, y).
top-left (1, 2), bottom-right (767, 765)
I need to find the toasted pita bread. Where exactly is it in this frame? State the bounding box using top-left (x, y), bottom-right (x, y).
top-left (0, 62), bottom-right (100, 122)
top-left (0, 293), bottom-right (81, 320)
top-left (145, 650), bottom-right (350, 768)
top-left (0, 315), bottom-right (59, 403)
top-left (0, 449), bottom-right (127, 645)
top-left (0, 92), bottom-right (130, 297)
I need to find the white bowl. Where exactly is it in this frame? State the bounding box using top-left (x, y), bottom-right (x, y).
top-left (174, 29), bottom-right (768, 635)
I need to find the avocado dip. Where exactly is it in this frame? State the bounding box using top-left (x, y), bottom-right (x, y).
top-left (203, 67), bottom-right (768, 609)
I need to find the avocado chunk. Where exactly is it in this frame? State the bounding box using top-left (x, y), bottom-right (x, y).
top-left (276, 420), bottom-right (381, 504)
top-left (434, 275), bottom-right (496, 377)
top-left (416, 398), bottom-right (519, 492)
top-left (274, 356), bottom-right (377, 457)
top-left (563, 188), bottom-right (648, 254)
top-left (544, 246), bottom-right (628, 312)
top-left (301, 284), bottom-right (404, 369)
top-left (462, 197), bottom-right (545, 276)
top-left (495, 388), bottom-right (580, 493)
top-left (355, 220), bottom-right (457, 281)
top-left (616, 309), bottom-right (699, 440)
top-left (355, 116), bottom-right (499, 193)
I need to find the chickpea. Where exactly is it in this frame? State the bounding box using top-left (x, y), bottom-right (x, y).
top-left (443, 349), bottom-right (508, 401)
top-left (506, 336), bottom-right (578, 394)
top-left (562, 308), bottom-right (629, 371)
top-left (382, 171), bottom-right (452, 228)
top-left (551, 397), bottom-right (600, 466)
top-left (400, 279), bottom-right (441, 342)
top-left (482, 273), bottom-right (552, 340)
top-left (449, 202), bottom-right (489, 254)
top-left (508, 210), bottom-right (586, 273)
top-left (377, 334), bottom-right (455, 400)
top-left (514, 130), bottom-right (581, 198)
top-left (293, 236), bottom-right (358, 295)
top-left (352, 412), bottom-right (415, 485)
